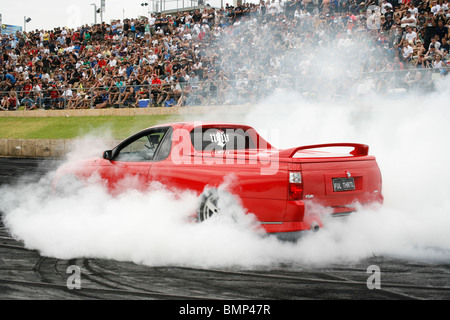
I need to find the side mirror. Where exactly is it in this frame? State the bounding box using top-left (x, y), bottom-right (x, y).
top-left (103, 150), bottom-right (113, 160)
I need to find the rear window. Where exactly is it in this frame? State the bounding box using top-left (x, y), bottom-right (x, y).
top-left (190, 127), bottom-right (256, 151)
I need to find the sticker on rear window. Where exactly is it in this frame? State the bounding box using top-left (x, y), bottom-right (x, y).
top-left (210, 130), bottom-right (230, 148)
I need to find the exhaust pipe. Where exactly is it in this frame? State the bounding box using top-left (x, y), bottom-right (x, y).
top-left (310, 221), bottom-right (320, 232)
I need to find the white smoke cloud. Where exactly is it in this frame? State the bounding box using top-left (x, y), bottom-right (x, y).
top-left (2, 83), bottom-right (450, 268)
top-left (1, 17), bottom-right (450, 268)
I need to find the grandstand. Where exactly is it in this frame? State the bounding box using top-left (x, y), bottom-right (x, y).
top-left (0, 0), bottom-right (448, 111)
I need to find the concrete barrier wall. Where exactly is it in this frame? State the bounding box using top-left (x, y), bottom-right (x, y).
top-left (0, 139), bottom-right (122, 158)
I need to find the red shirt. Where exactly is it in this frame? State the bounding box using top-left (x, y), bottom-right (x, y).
top-left (8, 98), bottom-right (17, 107)
top-left (98, 59), bottom-right (107, 68)
top-left (151, 78), bottom-right (161, 85)
top-left (24, 84), bottom-right (33, 95)
top-left (50, 89), bottom-right (59, 99)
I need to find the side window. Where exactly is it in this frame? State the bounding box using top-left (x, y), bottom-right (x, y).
top-left (114, 129), bottom-right (168, 162)
top-left (154, 127), bottom-right (173, 161)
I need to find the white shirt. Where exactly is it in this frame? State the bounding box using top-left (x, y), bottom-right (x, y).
top-left (109, 59), bottom-right (117, 68)
top-left (431, 5), bottom-right (441, 14)
top-left (433, 60), bottom-right (446, 70)
top-left (118, 67), bottom-right (126, 76)
top-left (401, 15), bottom-right (416, 28)
top-left (268, 2), bottom-right (277, 14)
top-left (405, 31), bottom-right (417, 43)
top-left (62, 89), bottom-right (73, 98)
top-left (402, 45), bottom-right (413, 59)
top-left (148, 53), bottom-right (158, 64)
top-left (429, 41), bottom-right (441, 50)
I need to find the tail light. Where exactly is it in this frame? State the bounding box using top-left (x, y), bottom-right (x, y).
top-left (289, 171), bottom-right (303, 200)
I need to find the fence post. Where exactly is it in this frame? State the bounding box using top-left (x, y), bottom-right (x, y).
top-left (180, 82), bottom-right (185, 107)
top-left (63, 85), bottom-right (67, 109)
top-left (118, 85), bottom-right (122, 108)
top-left (90, 88), bottom-right (94, 109)
top-left (149, 83), bottom-right (152, 107)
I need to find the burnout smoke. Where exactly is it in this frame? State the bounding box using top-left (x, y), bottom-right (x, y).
top-left (1, 16), bottom-right (450, 268)
top-left (2, 87), bottom-right (450, 267)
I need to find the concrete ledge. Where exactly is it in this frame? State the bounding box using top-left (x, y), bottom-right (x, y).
top-left (0, 140), bottom-right (7, 156)
top-left (0, 139), bottom-right (122, 158)
top-left (7, 139), bottom-right (23, 157)
top-left (0, 105), bottom-right (248, 118)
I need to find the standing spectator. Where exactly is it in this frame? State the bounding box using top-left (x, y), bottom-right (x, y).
top-left (432, 54), bottom-right (447, 75)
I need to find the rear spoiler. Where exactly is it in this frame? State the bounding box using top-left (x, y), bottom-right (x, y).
top-left (278, 143), bottom-right (369, 158)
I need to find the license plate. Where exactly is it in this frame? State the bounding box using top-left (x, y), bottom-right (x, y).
top-left (332, 177), bottom-right (355, 192)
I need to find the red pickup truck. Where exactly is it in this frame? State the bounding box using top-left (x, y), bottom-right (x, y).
top-left (55, 122), bottom-right (383, 239)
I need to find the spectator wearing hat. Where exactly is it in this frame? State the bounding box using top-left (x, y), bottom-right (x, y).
top-left (424, 43), bottom-right (441, 65)
top-left (383, 13), bottom-right (395, 30)
top-left (428, 36), bottom-right (442, 51)
top-left (434, 19), bottom-right (448, 42)
top-left (401, 10), bottom-right (417, 28)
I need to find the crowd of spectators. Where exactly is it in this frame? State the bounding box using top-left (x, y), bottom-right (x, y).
top-left (0, 0), bottom-right (448, 111)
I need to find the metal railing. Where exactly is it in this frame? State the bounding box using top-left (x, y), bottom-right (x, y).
top-left (0, 67), bottom-right (448, 111)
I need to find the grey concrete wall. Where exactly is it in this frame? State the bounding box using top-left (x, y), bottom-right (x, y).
top-left (0, 139), bottom-right (121, 158)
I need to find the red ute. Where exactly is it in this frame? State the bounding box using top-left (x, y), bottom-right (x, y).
top-left (55, 122), bottom-right (383, 239)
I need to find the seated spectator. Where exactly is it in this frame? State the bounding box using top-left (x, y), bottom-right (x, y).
top-left (404, 26), bottom-right (417, 44)
top-left (404, 68), bottom-right (422, 89)
top-left (0, 94), bottom-right (9, 111)
top-left (441, 37), bottom-right (449, 58)
top-left (401, 11), bottom-right (416, 29)
top-left (401, 42), bottom-right (414, 61)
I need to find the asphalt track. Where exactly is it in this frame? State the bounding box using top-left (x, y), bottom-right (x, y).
top-left (1, 158), bottom-right (449, 301)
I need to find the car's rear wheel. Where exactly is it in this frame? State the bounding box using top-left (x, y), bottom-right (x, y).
top-left (197, 189), bottom-right (221, 222)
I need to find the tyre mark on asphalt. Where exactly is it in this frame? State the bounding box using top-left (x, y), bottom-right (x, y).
top-left (169, 266), bottom-right (450, 299)
top-left (14, 256), bottom-right (202, 299)
top-left (81, 259), bottom-right (214, 300)
top-left (150, 266), bottom-right (260, 299)
top-left (0, 244), bottom-right (31, 252)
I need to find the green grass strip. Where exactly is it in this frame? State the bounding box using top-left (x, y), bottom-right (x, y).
top-left (0, 114), bottom-right (183, 140)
